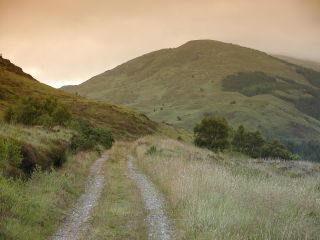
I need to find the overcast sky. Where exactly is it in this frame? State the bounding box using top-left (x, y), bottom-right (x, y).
top-left (0, 0), bottom-right (319, 88)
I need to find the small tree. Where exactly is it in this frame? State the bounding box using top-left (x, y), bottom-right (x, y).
top-left (262, 140), bottom-right (293, 160)
top-left (194, 116), bottom-right (230, 151)
top-left (232, 126), bottom-right (266, 158)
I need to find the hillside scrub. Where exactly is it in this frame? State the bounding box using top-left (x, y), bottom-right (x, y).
top-left (0, 137), bottom-right (22, 178)
top-left (135, 136), bottom-right (320, 239)
top-left (4, 96), bottom-right (71, 127)
top-left (69, 119), bottom-right (114, 153)
top-left (0, 123), bottom-right (73, 178)
top-left (1, 97), bottom-right (114, 178)
top-left (194, 116), bottom-right (296, 160)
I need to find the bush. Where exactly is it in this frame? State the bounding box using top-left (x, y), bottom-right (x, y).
top-left (0, 137), bottom-right (22, 177)
top-left (70, 134), bottom-right (95, 152)
top-left (194, 116), bottom-right (230, 151)
top-left (262, 140), bottom-right (294, 160)
top-left (193, 117), bottom-right (296, 160)
top-left (91, 127), bottom-right (114, 149)
top-left (69, 119), bottom-right (114, 153)
top-left (146, 145), bottom-right (157, 155)
top-left (20, 144), bottom-right (37, 175)
top-left (4, 96), bottom-right (71, 127)
top-left (47, 144), bottom-right (68, 167)
top-left (232, 125), bottom-right (265, 158)
top-left (232, 125), bottom-right (295, 159)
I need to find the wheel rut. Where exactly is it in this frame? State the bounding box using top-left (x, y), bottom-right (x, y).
top-left (128, 155), bottom-right (175, 240)
top-left (51, 154), bottom-right (108, 240)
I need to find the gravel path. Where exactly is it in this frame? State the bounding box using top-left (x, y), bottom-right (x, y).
top-left (128, 155), bottom-right (175, 240)
top-left (51, 154), bottom-right (108, 240)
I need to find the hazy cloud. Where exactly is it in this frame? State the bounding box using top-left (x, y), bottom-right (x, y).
top-left (0, 0), bottom-right (319, 87)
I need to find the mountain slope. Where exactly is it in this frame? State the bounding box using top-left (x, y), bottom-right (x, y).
top-left (0, 56), bottom-right (159, 139)
top-left (63, 40), bottom-right (320, 142)
top-left (273, 55), bottom-right (320, 72)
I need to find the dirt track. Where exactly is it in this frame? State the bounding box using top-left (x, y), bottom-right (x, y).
top-left (51, 154), bottom-right (108, 240)
top-left (128, 155), bottom-right (175, 240)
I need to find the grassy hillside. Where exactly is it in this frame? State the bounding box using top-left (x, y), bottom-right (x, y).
top-left (0, 56), bottom-right (159, 140)
top-left (63, 40), bottom-right (320, 143)
top-left (274, 55), bottom-right (320, 72)
top-left (134, 136), bottom-right (320, 239)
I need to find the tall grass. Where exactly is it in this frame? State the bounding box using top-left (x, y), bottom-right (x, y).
top-left (135, 137), bottom-right (320, 240)
top-left (0, 151), bottom-right (98, 240)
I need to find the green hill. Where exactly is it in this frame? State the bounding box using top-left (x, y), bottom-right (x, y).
top-left (0, 56), bottom-right (159, 140)
top-left (62, 40), bottom-right (320, 143)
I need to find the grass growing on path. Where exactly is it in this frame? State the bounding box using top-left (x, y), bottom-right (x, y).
top-left (0, 151), bottom-right (98, 240)
top-left (135, 136), bottom-right (320, 240)
top-left (83, 142), bottom-right (147, 240)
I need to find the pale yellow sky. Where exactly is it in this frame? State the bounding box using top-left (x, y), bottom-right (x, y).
top-left (0, 0), bottom-right (319, 87)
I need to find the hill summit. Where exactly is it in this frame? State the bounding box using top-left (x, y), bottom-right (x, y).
top-left (63, 39), bottom-right (320, 143)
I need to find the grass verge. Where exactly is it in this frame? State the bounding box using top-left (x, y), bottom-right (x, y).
top-left (82, 142), bottom-right (147, 239)
top-left (134, 136), bottom-right (320, 240)
top-left (0, 151), bottom-right (99, 240)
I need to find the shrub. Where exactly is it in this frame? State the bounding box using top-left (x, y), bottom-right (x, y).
top-left (4, 96), bottom-right (71, 127)
top-left (232, 125), bottom-right (265, 158)
top-left (20, 144), bottom-right (37, 175)
top-left (262, 140), bottom-right (294, 160)
top-left (91, 127), bottom-right (114, 149)
top-left (70, 134), bottom-right (95, 152)
top-left (47, 144), bottom-right (68, 167)
top-left (194, 116), bottom-right (230, 151)
top-left (0, 137), bottom-right (22, 177)
top-left (232, 125), bottom-right (295, 160)
top-left (146, 145), bottom-right (157, 155)
top-left (69, 119), bottom-right (114, 152)
top-left (177, 136), bottom-right (183, 141)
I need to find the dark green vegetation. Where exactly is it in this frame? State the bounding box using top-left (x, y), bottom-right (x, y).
top-left (194, 117), bottom-right (229, 151)
top-left (286, 140), bottom-right (320, 162)
top-left (222, 70), bottom-right (320, 120)
top-left (70, 119), bottom-right (114, 152)
top-left (194, 117), bottom-right (295, 160)
top-left (5, 96), bottom-right (71, 127)
top-left (63, 40), bottom-right (320, 160)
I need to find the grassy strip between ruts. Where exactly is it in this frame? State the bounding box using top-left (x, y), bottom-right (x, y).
top-left (82, 142), bottom-right (147, 240)
top-left (134, 136), bottom-right (320, 240)
top-left (0, 151), bottom-right (99, 240)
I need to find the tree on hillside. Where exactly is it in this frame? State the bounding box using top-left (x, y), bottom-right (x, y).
top-left (262, 140), bottom-right (294, 160)
top-left (232, 126), bottom-right (265, 158)
top-left (194, 116), bottom-right (230, 151)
